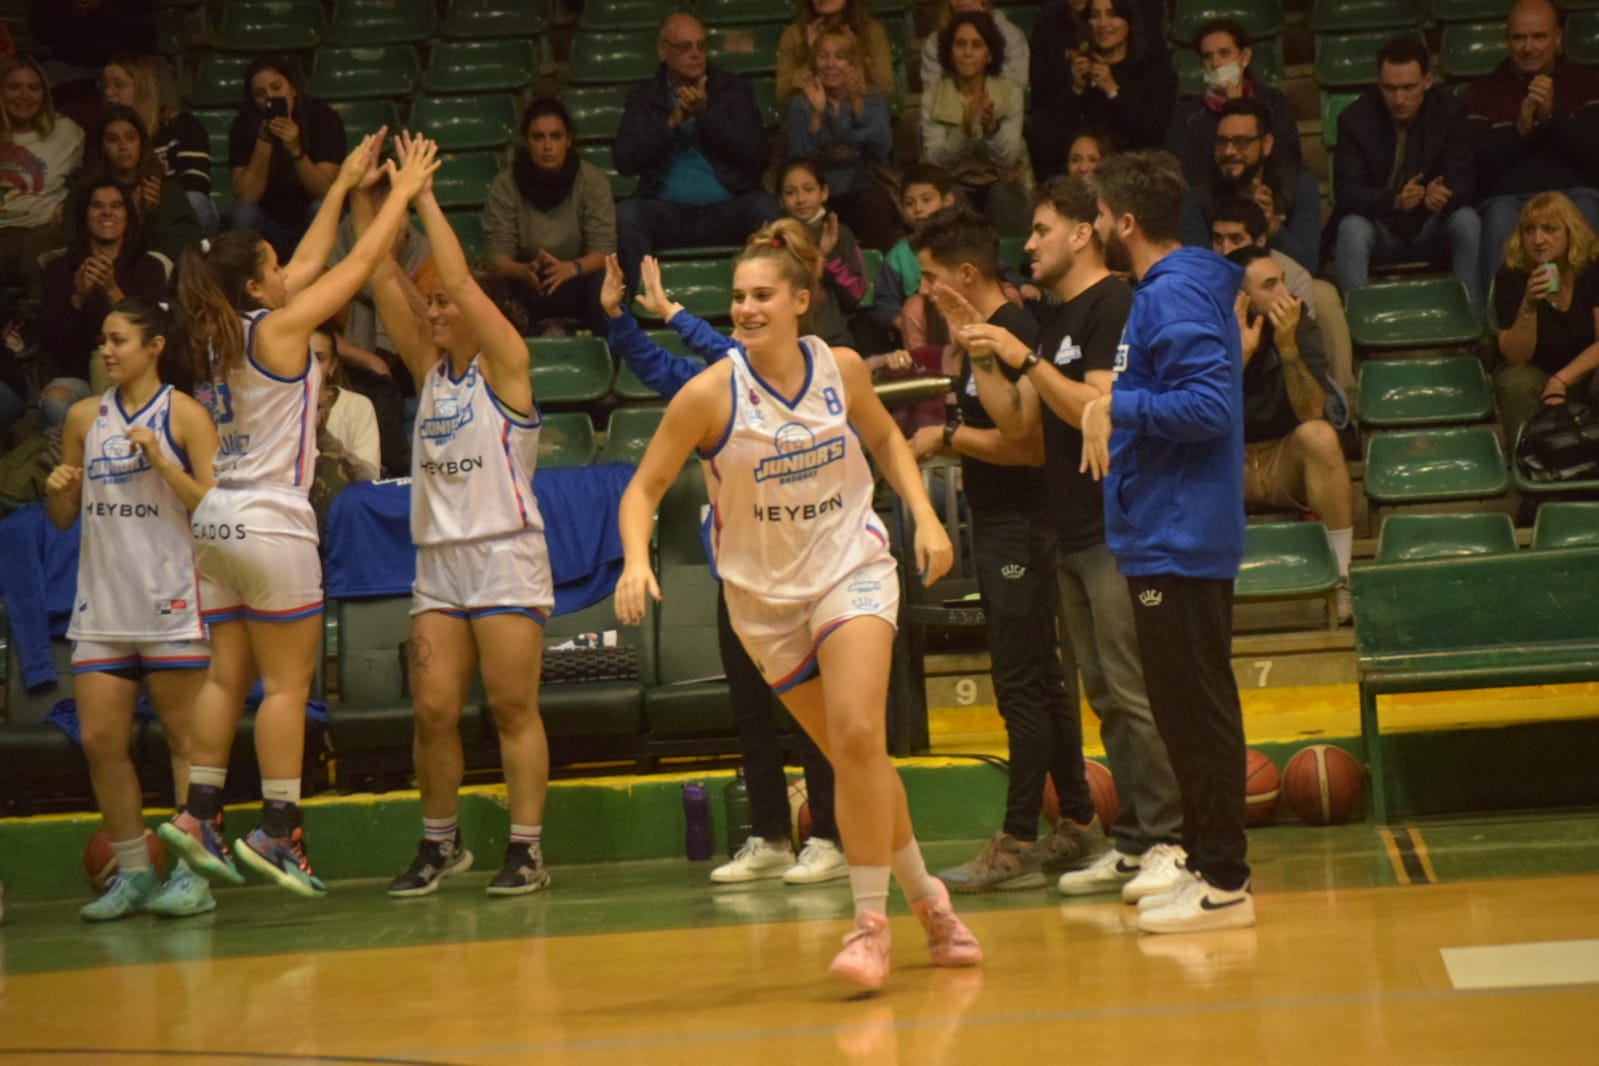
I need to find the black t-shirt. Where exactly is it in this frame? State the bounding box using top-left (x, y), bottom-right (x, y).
top-left (228, 97), bottom-right (347, 232)
top-left (956, 301), bottom-right (1041, 515)
top-left (1494, 264), bottom-right (1599, 378)
top-left (1242, 315), bottom-right (1333, 443)
top-left (1037, 275), bottom-right (1131, 553)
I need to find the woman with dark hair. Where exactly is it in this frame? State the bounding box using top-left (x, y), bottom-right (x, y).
top-left (1069, 128), bottom-right (1116, 176)
top-left (0, 56), bottom-right (84, 290)
top-left (777, 0), bottom-right (894, 104)
top-left (38, 180), bottom-right (167, 426)
top-left (921, 0), bottom-right (1029, 93)
top-left (103, 52), bottom-right (216, 235)
top-left (482, 98), bottom-right (615, 335)
top-left (75, 104), bottom-right (201, 264)
top-left (226, 54), bottom-right (347, 258)
top-left (921, 11), bottom-right (1032, 236)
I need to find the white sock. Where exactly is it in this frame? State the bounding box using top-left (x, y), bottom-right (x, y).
top-left (891, 840), bottom-right (940, 904)
top-left (111, 835), bottom-right (152, 875)
top-left (423, 815), bottom-right (458, 848)
top-left (190, 765), bottom-right (227, 789)
top-left (1329, 526), bottom-right (1353, 578)
top-left (510, 824), bottom-right (541, 851)
top-left (262, 778), bottom-right (301, 804)
top-left (849, 865), bottom-right (891, 918)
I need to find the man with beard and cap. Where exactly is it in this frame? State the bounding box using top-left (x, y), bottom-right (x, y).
top-left (1078, 149), bottom-right (1255, 935)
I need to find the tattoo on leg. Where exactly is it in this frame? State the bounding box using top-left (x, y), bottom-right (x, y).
top-left (407, 636), bottom-right (432, 674)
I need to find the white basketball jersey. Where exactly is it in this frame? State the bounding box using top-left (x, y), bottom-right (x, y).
top-left (197, 309), bottom-right (322, 492)
top-left (702, 339), bottom-right (890, 602)
top-left (411, 355), bottom-right (545, 546)
top-left (68, 386), bottom-right (204, 642)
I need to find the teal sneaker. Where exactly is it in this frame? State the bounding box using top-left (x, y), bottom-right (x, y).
top-left (80, 867), bottom-right (161, 922)
top-left (157, 811), bottom-right (244, 886)
top-left (147, 860), bottom-right (217, 918)
top-left (236, 827), bottom-right (327, 898)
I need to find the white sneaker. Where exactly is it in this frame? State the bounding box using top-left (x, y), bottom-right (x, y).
top-left (1137, 878), bottom-right (1256, 934)
top-left (1137, 869), bottom-right (1202, 911)
top-left (783, 838), bottom-right (849, 885)
top-left (1057, 848), bottom-right (1141, 896)
top-left (1121, 843), bottom-right (1188, 904)
top-left (711, 837), bottom-right (795, 884)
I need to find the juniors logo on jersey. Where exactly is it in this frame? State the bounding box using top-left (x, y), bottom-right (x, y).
top-left (419, 394), bottom-right (476, 445)
top-left (755, 423), bottom-right (846, 484)
top-left (847, 571), bottom-right (883, 613)
top-left (86, 433), bottom-right (149, 483)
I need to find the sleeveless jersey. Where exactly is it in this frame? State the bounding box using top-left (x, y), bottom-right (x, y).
top-left (701, 338), bottom-right (889, 602)
top-left (68, 386), bottom-right (204, 642)
top-left (411, 354), bottom-right (545, 546)
top-left (197, 309), bottom-right (322, 492)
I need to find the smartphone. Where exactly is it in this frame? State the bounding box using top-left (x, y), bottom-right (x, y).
top-left (264, 97), bottom-right (289, 120)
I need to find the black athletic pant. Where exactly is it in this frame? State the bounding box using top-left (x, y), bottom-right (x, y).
top-left (1124, 573), bottom-right (1250, 890)
top-left (972, 507), bottom-right (1091, 838)
top-left (716, 586), bottom-right (837, 844)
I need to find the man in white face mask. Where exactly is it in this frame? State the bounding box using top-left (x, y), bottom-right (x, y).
top-left (1163, 18), bottom-right (1301, 184)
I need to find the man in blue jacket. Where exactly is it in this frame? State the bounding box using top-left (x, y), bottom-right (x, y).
top-left (1080, 150), bottom-right (1254, 934)
top-left (613, 13), bottom-right (780, 292)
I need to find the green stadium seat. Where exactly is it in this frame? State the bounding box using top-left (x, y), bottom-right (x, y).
top-left (1345, 278), bottom-right (1482, 351)
top-left (577, 145), bottom-right (637, 199)
top-left (1315, 30), bottom-right (1423, 89)
top-left (1310, 0), bottom-right (1425, 33)
top-left (431, 152), bottom-right (503, 210)
top-left (1374, 512), bottom-right (1518, 562)
top-left (529, 337), bottom-right (614, 406)
top-left (423, 39), bottom-right (538, 94)
top-left (655, 259), bottom-right (733, 321)
top-left (1177, 37), bottom-right (1284, 96)
top-left (1356, 355), bottom-right (1493, 428)
top-left (216, 0), bottom-right (325, 53)
top-left (646, 328), bottom-right (693, 358)
top-left (1321, 91), bottom-right (1359, 149)
top-left (598, 405), bottom-right (667, 465)
top-left (566, 30), bottom-right (661, 86)
top-left (751, 75), bottom-right (780, 130)
top-left (444, 209), bottom-right (485, 260)
top-left (327, 99), bottom-right (404, 142)
top-left (707, 23), bottom-right (787, 75)
top-left (157, 6), bottom-right (194, 59)
top-left (1234, 521), bottom-right (1342, 625)
top-left (563, 85), bottom-right (631, 143)
top-left (539, 594), bottom-right (652, 759)
top-left (537, 411), bottom-right (598, 467)
top-left (1566, 11), bottom-right (1599, 67)
top-left (310, 46), bottom-right (421, 102)
top-left (440, 0), bottom-right (551, 39)
top-left (698, 0), bottom-right (794, 25)
top-left (1363, 426), bottom-right (1510, 504)
top-left (1531, 501), bottom-right (1599, 549)
top-left (195, 108), bottom-right (234, 162)
top-left (409, 93), bottom-right (518, 152)
top-left (327, 0), bottom-right (436, 46)
top-left (1172, 1), bottom-right (1286, 45)
top-left (581, 0), bottom-right (678, 31)
top-left (1429, 0), bottom-right (1513, 21)
top-left (1002, 4), bottom-right (1036, 38)
top-left (644, 560), bottom-right (734, 738)
top-left (614, 355), bottom-right (704, 400)
top-left (190, 52), bottom-right (254, 109)
top-left (210, 164), bottom-right (236, 219)
top-left (1439, 21), bottom-right (1508, 80)
top-left (657, 245), bottom-right (741, 261)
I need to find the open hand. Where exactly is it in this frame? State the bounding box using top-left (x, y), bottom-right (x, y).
top-left (615, 561), bottom-right (661, 625)
top-left (633, 255), bottom-right (682, 320)
top-left (600, 253), bottom-right (627, 318)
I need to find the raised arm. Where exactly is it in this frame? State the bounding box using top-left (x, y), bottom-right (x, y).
top-left (283, 129), bottom-right (387, 296)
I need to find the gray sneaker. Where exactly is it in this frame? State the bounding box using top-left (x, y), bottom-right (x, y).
top-left (936, 833), bottom-right (1046, 893)
top-left (1034, 815), bottom-right (1112, 873)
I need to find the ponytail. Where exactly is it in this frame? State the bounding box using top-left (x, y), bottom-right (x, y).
top-left (176, 231), bottom-right (264, 383)
top-left (735, 217), bottom-right (823, 296)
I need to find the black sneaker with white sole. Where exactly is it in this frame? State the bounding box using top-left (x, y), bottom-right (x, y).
top-left (486, 842), bottom-right (551, 897)
top-left (388, 832), bottom-right (474, 898)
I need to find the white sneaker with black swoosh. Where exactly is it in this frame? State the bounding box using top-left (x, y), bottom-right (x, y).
top-left (1136, 877), bottom-right (1255, 934)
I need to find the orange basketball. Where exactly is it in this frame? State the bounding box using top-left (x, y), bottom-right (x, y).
top-left (1283, 745), bottom-right (1365, 825)
top-left (83, 828), bottom-right (166, 892)
top-left (1044, 763), bottom-right (1119, 828)
top-left (1244, 748), bottom-right (1282, 827)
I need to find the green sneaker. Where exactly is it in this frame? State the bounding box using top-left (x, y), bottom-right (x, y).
top-left (80, 867), bottom-right (161, 922)
top-left (936, 833), bottom-right (1045, 893)
top-left (147, 860), bottom-right (217, 918)
top-left (1035, 815), bottom-right (1112, 873)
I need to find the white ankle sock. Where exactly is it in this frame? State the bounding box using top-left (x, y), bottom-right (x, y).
top-left (1330, 526), bottom-right (1353, 578)
top-left (111, 835), bottom-right (152, 875)
top-left (189, 765), bottom-right (227, 789)
top-left (262, 778), bottom-right (301, 805)
top-left (848, 865), bottom-right (890, 918)
top-left (423, 815), bottom-right (458, 845)
top-left (891, 840), bottom-right (940, 903)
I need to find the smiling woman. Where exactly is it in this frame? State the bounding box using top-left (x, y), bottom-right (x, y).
top-left (0, 55), bottom-right (85, 290)
top-left (73, 104), bottom-right (202, 264)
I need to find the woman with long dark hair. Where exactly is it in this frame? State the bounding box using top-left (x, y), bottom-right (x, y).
top-left (77, 104), bottom-right (201, 263)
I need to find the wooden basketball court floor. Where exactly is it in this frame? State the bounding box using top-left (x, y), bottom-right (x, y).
top-left (3, 818), bottom-right (1599, 1065)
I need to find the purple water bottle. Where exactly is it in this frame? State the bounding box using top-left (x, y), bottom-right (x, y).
top-left (682, 782), bottom-right (713, 861)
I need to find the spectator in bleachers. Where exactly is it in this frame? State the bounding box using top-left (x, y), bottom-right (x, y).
top-left (37, 179), bottom-right (165, 426)
top-left (1227, 245), bottom-right (1355, 621)
top-left (1331, 39), bottom-right (1482, 316)
top-left (1209, 197), bottom-right (1315, 309)
top-left (483, 98), bottom-right (614, 337)
top-left (1464, 0), bottom-right (1599, 310)
top-left (310, 325), bottom-right (381, 478)
top-left (921, 11), bottom-right (1032, 237)
top-left (30, 0), bottom-right (156, 95)
top-left (776, 157), bottom-right (866, 351)
top-left (1067, 128), bottom-right (1114, 177)
top-left (784, 24), bottom-right (898, 249)
top-left (73, 104), bottom-right (199, 265)
top-left (871, 163), bottom-right (956, 344)
top-left (227, 55), bottom-right (346, 261)
top-left (921, 0), bottom-right (1029, 94)
top-left (1180, 98), bottom-right (1321, 273)
top-left (102, 52), bottom-right (215, 236)
top-left (614, 13), bottom-right (779, 294)
top-left (776, 0), bottom-right (895, 105)
top-left (0, 56), bottom-right (84, 292)
top-left (1165, 18), bottom-right (1300, 186)
top-left (1492, 191), bottom-right (1599, 444)
top-left (1026, 0), bottom-right (1173, 183)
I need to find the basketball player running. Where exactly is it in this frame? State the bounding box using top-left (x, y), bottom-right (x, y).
top-left (159, 131), bottom-right (439, 896)
top-left (49, 298), bottom-right (221, 920)
top-left (365, 131), bottom-right (555, 897)
top-left (615, 219), bottom-right (981, 992)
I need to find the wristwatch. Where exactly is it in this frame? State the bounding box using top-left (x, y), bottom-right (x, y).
top-left (1020, 352), bottom-right (1040, 371)
top-left (942, 418), bottom-right (961, 448)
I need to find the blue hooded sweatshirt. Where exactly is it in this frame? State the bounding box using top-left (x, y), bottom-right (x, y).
top-left (1105, 246), bottom-right (1245, 580)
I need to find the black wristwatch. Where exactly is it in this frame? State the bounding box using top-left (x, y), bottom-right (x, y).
top-left (1020, 351), bottom-right (1040, 371)
top-left (942, 418), bottom-right (961, 448)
